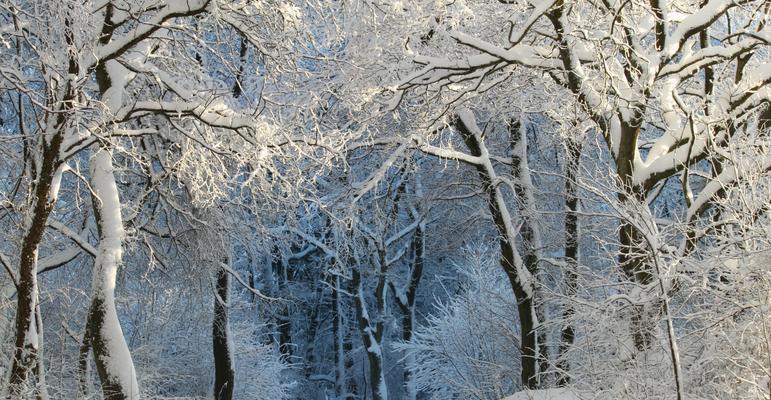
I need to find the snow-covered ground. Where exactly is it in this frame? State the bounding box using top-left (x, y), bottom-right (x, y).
top-left (502, 388), bottom-right (584, 400)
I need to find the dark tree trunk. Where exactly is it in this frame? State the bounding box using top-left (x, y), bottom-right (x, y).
top-left (304, 279), bottom-right (324, 378)
top-left (9, 16), bottom-right (80, 392)
top-left (615, 122), bottom-right (658, 352)
top-left (457, 116), bottom-right (538, 389)
top-left (344, 297), bottom-right (358, 399)
top-left (509, 121), bottom-right (549, 386)
top-left (273, 250), bottom-right (292, 357)
top-left (353, 265), bottom-right (388, 400)
top-left (8, 133), bottom-right (64, 394)
top-left (557, 139), bottom-right (582, 386)
top-left (392, 222), bottom-right (424, 400)
top-left (213, 268), bottom-right (234, 400)
top-left (333, 275), bottom-right (346, 398)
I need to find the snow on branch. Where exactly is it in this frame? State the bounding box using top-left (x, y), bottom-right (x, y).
top-left (47, 220), bottom-right (97, 257)
top-left (686, 154), bottom-right (771, 221)
top-left (83, 0), bottom-right (212, 72)
top-left (663, 0), bottom-right (736, 59)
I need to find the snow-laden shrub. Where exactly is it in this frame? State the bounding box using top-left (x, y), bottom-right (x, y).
top-left (559, 174), bottom-right (771, 400)
top-left (558, 253), bottom-right (770, 400)
top-left (230, 321), bottom-right (295, 400)
top-left (398, 246), bottom-right (522, 400)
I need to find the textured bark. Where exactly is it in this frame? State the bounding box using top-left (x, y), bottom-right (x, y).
top-left (8, 126), bottom-right (65, 395)
top-left (8, 9), bottom-right (79, 392)
top-left (557, 140), bottom-right (582, 386)
top-left (78, 333), bottom-right (91, 397)
top-left (213, 268), bottom-right (234, 400)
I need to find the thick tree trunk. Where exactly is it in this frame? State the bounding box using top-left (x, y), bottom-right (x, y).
top-left (615, 123), bottom-right (658, 353)
top-left (87, 148), bottom-right (140, 400)
top-left (8, 156), bottom-right (64, 396)
top-left (213, 268), bottom-right (234, 400)
top-left (557, 140), bottom-right (582, 386)
top-left (547, 1), bottom-right (661, 355)
top-left (620, 222), bottom-right (658, 352)
top-left (78, 332), bottom-right (92, 397)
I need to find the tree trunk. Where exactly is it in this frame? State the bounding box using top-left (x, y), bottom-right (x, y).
top-left (273, 249), bottom-right (292, 357)
top-left (8, 156), bottom-right (65, 395)
top-left (33, 302), bottom-right (50, 400)
top-left (352, 267), bottom-right (388, 400)
top-left (213, 267), bottom-right (234, 400)
top-left (509, 121), bottom-right (549, 386)
top-left (392, 222), bottom-right (424, 400)
top-left (557, 139), bottom-right (582, 386)
top-left (615, 122), bottom-right (658, 353)
top-left (344, 296), bottom-right (358, 399)
top-left (457, 113), bottom-right (539, 389)
top-left (333, 275), bottom-right (346, 398)
top-left (86, 147), bottom-right (140, 400)
top-left (7, 28), bottom-right (76, 390)
top-left (618, 192), bottom-right (657, 352)
top-left (304, 278), bottom-right (324, 379)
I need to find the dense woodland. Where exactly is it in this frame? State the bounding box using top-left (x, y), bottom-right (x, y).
top-left (0, 1), bottom-right (769, 399)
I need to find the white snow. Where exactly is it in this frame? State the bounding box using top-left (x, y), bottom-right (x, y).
top-left (90, 148), bottom-right (140, 400)
top-left (103, 60), bottom-right (133, 112)
top-left (84, 0), bottom-right (211, 71)
top-left (665, 0), bottom-right (732, 58)
top-left (502, 388), bottom-right (584, 400)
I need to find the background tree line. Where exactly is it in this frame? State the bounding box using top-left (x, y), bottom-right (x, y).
top-left (0, 0), bottom-right (768, 399)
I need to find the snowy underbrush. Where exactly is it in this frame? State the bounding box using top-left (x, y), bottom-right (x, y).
top-left (402, 244), bottom-right (770, 400)
top-left (126, 289), bottom-right (293, 400)
top-left (557, 254), bottom-right (770, 399)
top-left (502, 388), bottom-right (583, 400)
top-left (397, 248), bottom-right (523, 400)
top-left (0, 266), bottom-right (292, 399)
top-left (230, 321), bottom-right (295, 400)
